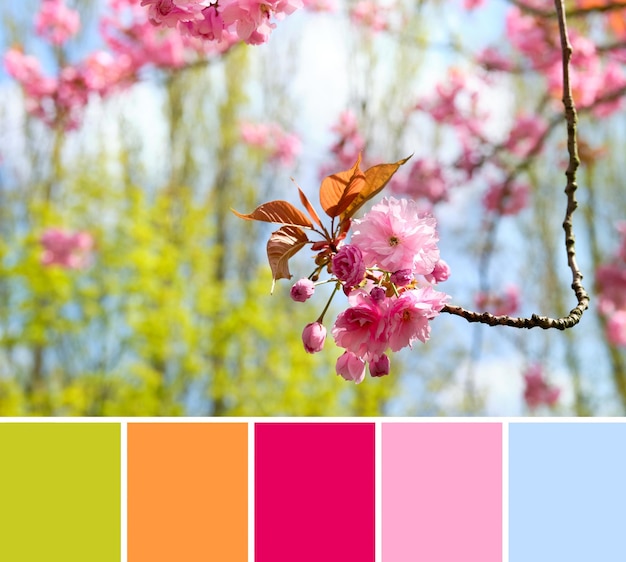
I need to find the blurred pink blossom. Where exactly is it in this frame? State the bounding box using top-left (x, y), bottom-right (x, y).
top-left (240, 122), bottom-right (301, 166)
top-left (482, 181), bottom-right (530, 215)
top-left (523, 365), bottom-right (560, 409)
top-left (391, 158), bottom-right (449, 204)
top-left (475, 285), bottom-right (520, 316)
top-left (40, 228), bottom-right (94, 269)
top-left (607, 311), bottom-right (626, 347)
top-left (35, 0), bottom-right (81, 46)
top-left (463, 0), bottom-right (486, 9)
top-left (326, 110), bottom-right (366, 171)
top-left (302, 0), bottom-right (337, 11)
top-left (504, 114), bottom-right (547, 158)
top-left (349, 1), bottom-right (389, 32)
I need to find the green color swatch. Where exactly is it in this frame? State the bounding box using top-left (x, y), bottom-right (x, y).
top-left (0, 423), bottom-right (120, 562)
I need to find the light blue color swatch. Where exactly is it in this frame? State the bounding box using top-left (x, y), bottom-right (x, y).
top-left (509, 423), bottom-right (626, 562)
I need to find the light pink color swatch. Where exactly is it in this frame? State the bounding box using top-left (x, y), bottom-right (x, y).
top-left (382, 423), bottom-right (502, 562)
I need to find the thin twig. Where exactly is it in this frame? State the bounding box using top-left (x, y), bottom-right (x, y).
top-left (443, 0), bottom-right (590, 330)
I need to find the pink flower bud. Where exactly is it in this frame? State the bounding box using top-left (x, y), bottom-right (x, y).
top-left (290, 278), bottom-right (315, 302)
top-left (424, 259), bottom-right (451, 284)
top-left (302, 322), bottom-right (326, 353)
top-left (390, 269), bottom-right (413, 287)
top-left (369, 354), bottom-right (390, 377)
top-left (332, 244), bottom-right (366, 288)
top-left (336, 351), bottom-right (366, 384)
top-left (370, 286), bottom-right (386, 302)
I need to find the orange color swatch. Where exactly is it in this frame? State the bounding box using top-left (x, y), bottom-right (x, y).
top-left (128, 423), bottom-right (247, 562)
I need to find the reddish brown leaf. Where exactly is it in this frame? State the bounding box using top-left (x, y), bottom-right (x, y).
top-left (340, 155), bottom-right (412, 221)
top-left (319, 155), bottom-right (366, 218)
top-left (267, 225), bottom-right (310, 289)
top-left (296, 184), bottom-right (324, 229)
top-left (232, 200), bottom-right (313, 228)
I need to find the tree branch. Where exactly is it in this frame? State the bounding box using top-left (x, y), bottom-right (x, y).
top-left (442, 0), bottom-right (591, 329)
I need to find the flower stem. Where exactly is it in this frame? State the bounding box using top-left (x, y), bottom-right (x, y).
top-left (317, 282), bottom-right (341, 324)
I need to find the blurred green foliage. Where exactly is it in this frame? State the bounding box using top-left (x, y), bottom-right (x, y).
top-left (0, 34), bottom-right (400, 416)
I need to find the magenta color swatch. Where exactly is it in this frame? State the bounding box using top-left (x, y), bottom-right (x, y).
top-left (382, 423), bottom-right (502, 562)
top-left (255, 423), bottom-right (375, 562)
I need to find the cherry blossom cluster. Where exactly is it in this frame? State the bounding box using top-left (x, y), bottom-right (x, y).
top-left (235, 154), bottom-right (450, 383)
top-left (240, 121), bottom-right (301, 167)
top-left (392, 68), bottom-right (534, 215)
top-left (505, 5), bottom-right (626, 116)
top-left (40, 228), bottom-right (94, 269)
top-left (523, 364), bottom-right (560, 410)
top-left (3, 0), bottom-right (229, 130)
top-left (140, 0), bottom-right (303, 45)
top-left (390, 0), bottom-right (626, 216)
top-left (294, 197), bottom-right (450, 383)
top-left (35, 0), bottom-right (81, 46)
top-left (596, 223), bottom-right (626, 347)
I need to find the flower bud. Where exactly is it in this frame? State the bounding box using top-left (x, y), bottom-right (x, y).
top-left (424, 259), bottom-right (451, 284)
top-left (302, 322), bottom-right (326, 353)
top-left (370, 286), bottom-right (386, 302)
top-left (369, 354), bottom-right (390, 377)
top-left (390, 269), bottom-right (413, 287)
top-left (290, 278), bottom-right (315, 302)
top-left (336, 351), bottom-right (366, 384)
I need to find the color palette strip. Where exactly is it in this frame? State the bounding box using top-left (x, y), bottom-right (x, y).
top-left (1, 419), bottom-right (624, 562)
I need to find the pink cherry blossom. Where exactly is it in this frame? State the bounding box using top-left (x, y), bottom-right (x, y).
top-left (302, 321), bottom-right (326, 353)
top-left (35, 0), bottom-right (81, 46)
top-left (523, 365), bottom-right (560, 409)
top-left (336, 351), bottom-right (367, 384)
top-left (40, 228), bottom-right (94, 269)
top-left (350, 197), bottom-right (440, 275)
top-left (290, 278), bottom-right (315, 302)
top-left (386, 286), bottom-right (449, 351)
top-left (331, 289), bottom-right (389, 361)
top-left (331, 245), bottom-right (366, 288)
